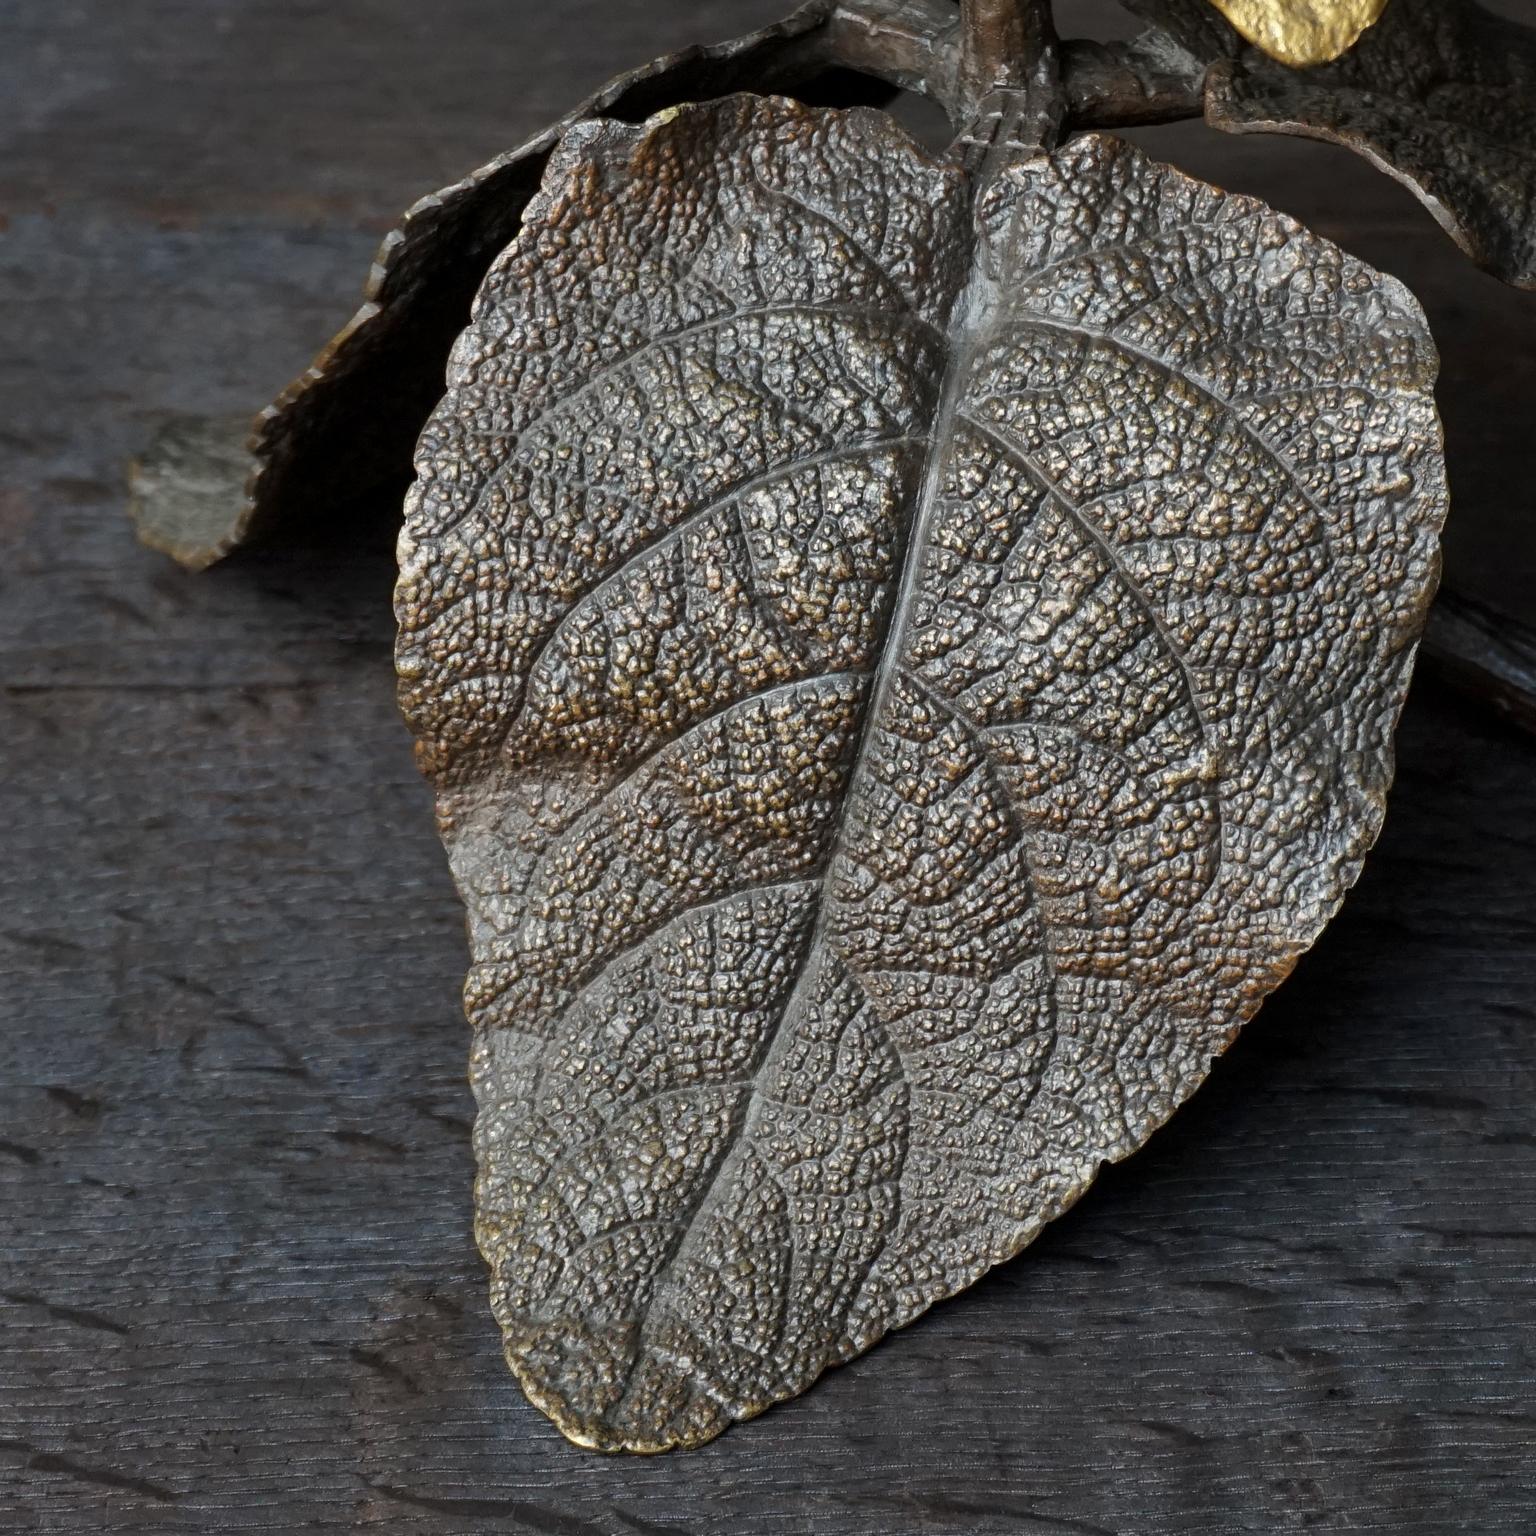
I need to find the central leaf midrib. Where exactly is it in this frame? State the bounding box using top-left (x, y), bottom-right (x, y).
top-left (604, 195), bottom-right (1011, 1426)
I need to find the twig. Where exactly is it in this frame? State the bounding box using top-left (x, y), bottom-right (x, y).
top-left (1422, 586), bottom-right (1536, 736)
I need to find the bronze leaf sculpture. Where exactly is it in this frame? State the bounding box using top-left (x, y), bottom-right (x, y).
top-left (1122, 0), bottom-right (1536, 288)
top-left (132, 0), bottom-right (1536, 1452)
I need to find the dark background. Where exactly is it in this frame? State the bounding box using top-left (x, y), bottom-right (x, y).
top-left (2, 2), bottom-right (1533, 1531)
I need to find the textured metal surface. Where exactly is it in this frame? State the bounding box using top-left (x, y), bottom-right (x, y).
top-left (9, 0), bottom-right (1536, 1523)
top-left (125, 0), bottom-right (881, 573)
top-left (1202, 0), bottom-right (1388, 67)
top-left (122, 0), bottom-right (1216, 573)
top-left (1127, 0), bottom-right (1536, 289)
top-left (397, 92), bottom-right (1446, 1451)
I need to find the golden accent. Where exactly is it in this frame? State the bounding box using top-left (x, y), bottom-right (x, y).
top-left (1207, 0), bottom-right (1391, 67)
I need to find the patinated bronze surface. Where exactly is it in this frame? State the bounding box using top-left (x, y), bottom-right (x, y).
top-left (15, 0), bottom-right (1536, 1518)
top-left (122, 0), bottom-right (1536, 723)
top-left (111, 0), bottom-right (1536, 1454)
top-left (1129, 0), bottom-right (1536, 289)
top-left (125, 0), bottom-right (1218, 577)
top-left (397, 48), bottom-right (1446, 1443)
top-left (127, 1), bottom-right (855, 571)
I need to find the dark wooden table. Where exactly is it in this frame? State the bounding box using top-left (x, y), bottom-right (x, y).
top-left (3, 2), bottom-right (1534, 1530)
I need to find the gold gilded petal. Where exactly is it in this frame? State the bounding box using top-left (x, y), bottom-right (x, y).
top-left (1206, 0), bottom-right (1391, 66)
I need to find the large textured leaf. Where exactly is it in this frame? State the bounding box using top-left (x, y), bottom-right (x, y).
top-left (396, 95), bottom-right (1445, 1451)
top-left (1125, 0), bottom-right (1536, 288)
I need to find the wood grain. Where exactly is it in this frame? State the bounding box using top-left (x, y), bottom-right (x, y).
top-left (1, 0), bottom-right (1532, 1529)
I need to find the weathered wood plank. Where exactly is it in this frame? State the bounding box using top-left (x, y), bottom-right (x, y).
top-left (1, 2), bottom-right (1533, 1530)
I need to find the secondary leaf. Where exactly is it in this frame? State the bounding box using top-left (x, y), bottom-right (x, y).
top-left (1124, 0), bottom-right (1536, 288)
top-left (125, 0), bottom-right (881, 568)
top-left (396, 95), bottom-right (1445, 1451)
